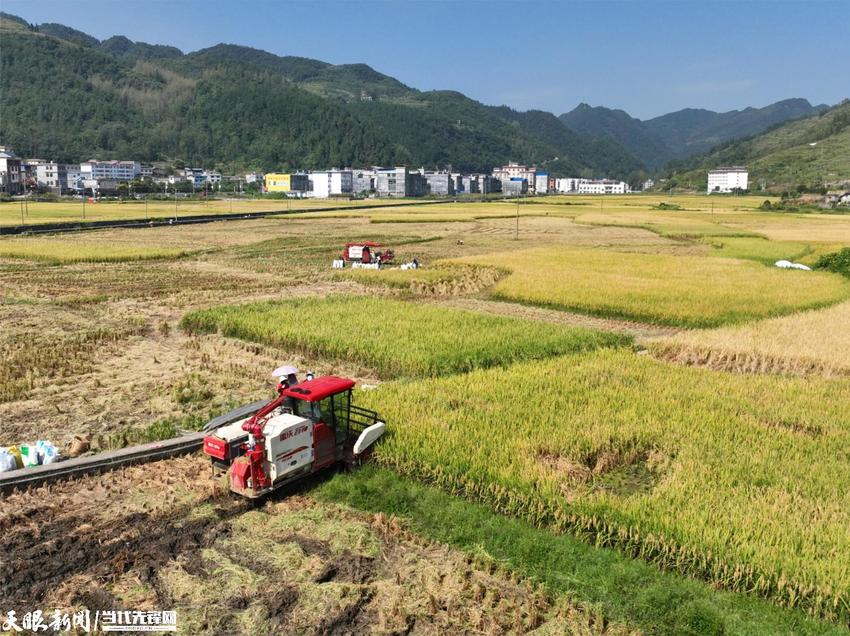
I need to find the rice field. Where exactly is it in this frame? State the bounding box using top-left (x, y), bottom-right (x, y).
top-left (357, 349), bottom-right (850, 622)
top-left (452, 246), bottom-right (850, 327)
top-left (180, 295), bottom-right (628, 378)
top-left (0, 238), bottom-right (190, 263)
top-left (0, 197), bottom-right (404, 227)
top-left (339, 264), bottom-right (505, 296)
top-left (651, 298), bottom-right (850, 376)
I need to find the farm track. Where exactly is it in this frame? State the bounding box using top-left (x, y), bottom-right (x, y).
top-left (431, 297), bottom-right (680, 339)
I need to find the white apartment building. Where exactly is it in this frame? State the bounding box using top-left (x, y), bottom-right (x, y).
top-left (32, 161), bottom-right (64, 190)
top-left (534, 172), bottom-right (550, 194)
top-left (309, 170), bottom-right (353, 198)
top-left (707, 167), bottom-right (748, 193)
top-left (556, 178), bottom-right (630, 194)
top-left (80, 160), bottom-right (141, 182)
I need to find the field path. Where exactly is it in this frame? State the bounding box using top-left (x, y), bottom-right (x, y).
top-left (429, 297), bottom-right (680, 339)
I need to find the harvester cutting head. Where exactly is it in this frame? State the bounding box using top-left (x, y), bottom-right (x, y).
top-left (203, 369), bottom-right (385, 498)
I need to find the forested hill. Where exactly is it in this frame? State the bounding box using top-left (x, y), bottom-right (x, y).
top-left (0, 13), bottom-right (641, 176)
top-left (663, 100), bottom-right (850, 192)
top-left (560, 99), bottom-right (826, 170)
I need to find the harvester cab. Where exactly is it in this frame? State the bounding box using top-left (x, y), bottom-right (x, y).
top-left (203, 370), bottom-right (385, 498)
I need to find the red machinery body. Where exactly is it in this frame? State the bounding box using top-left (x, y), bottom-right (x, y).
top-left (342, 242), bottom-right (394, 265)
top-left (204, 374), bottom-right (385, 498)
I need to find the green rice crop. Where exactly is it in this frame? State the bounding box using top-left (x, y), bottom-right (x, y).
top-left (358, 349), bottom-right (850, 622)
top-left (180, 295), bottom-right (628, 378)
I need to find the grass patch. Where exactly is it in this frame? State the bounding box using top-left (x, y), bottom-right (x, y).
top-left (355, 349), bottom-right (850, 622)
top-left (0, 238), bottom-right (189, 264)
top-left (181, 295), bottom-right (628, 378)
top-left (453, 246), bottom-right (850, 327)
top-left (317, 466), bottom-right (844, 636)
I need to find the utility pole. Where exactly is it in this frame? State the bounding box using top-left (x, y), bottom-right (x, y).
top-left (20, 199), bottom-right (24, 225)
top-left (515, 197), bottom-right (520, 240)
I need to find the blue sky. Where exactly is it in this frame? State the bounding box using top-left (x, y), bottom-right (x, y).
top-left (4, 0), bottom-right (848, 119)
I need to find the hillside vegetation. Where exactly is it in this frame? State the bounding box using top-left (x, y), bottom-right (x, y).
top-left (560, 99), bottom-right (824, 169)
top-left (666, 101), bottom-right (850, 191)
top-left (0, 13), bottom-right (640, 176)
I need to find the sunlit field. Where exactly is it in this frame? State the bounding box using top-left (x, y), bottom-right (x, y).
top-left (452, 246), bottom-right (850, 327)
top-left (180, 295), bottom-right (627, 378)
top-left (0, 237), bottom-right (190, 263)
top-left (0, 197), bottom-right (403, 226)
top-left (359, 349), bottom-right (850, 622)
top-left (652, 298), bottom-right (850, 376)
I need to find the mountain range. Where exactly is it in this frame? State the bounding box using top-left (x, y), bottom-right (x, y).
top-left (663, 99), bottom-right (850, 192)
top-left (559, 99), bottom-right (827, 169)
top-left (0, 11), bottom-right (840, 185)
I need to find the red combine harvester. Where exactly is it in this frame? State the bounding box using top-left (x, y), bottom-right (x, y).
top-left (203, 369), bottom-right (385, 498)
top-left (342, 242), bottom-right (394, 265)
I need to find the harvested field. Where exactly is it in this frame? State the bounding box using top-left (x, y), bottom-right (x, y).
top-left (651, 298), bottom-right (850, 376)
top-left (0, 455), bottom-right (631, 636)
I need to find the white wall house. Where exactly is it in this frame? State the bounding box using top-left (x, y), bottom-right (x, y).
top-left (309, 170), bottom-right (353, 198)
top-left (556, 178), bottom-right (630, 194)
top-left (707, 167), bottom-right (748, 193)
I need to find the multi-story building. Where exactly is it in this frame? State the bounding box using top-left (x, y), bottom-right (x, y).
top-left (309, 170), bottom-right (353, 198)
top-left (265, 173), bottom-right (309, 194)
top-left (376, 167), bottom-right (410, 197)
top-left (534, 172), bottom-right (550, 194)
top-left (422, 171), bottom-right (455, 196)
top-left (493, 162), bottom-right (537, 191)
top-left (183, 168), bottom-right (206, 188)
top-left (244, 172), bottom-right (264, 184)
top-left (502, 178), bottom-right (528, 196)
top-left (35, 162), bottom-right (66, 191)
top-left (556, 178), bottom-right (630, 194)
top-left (0, 155), bottom-right (23, 194)
top-left (203, 170), bottom-right (222, 186)
top-left (80, 160), bottom-right (141, 182)
top-left (707, 167), bottom-right (748, 193)
top-left (0, 147), bottom-right (23, 195)
top-left (65, 165), bottom-right (83, 192)
top-left (352, 168), bottom-right (377, 194)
